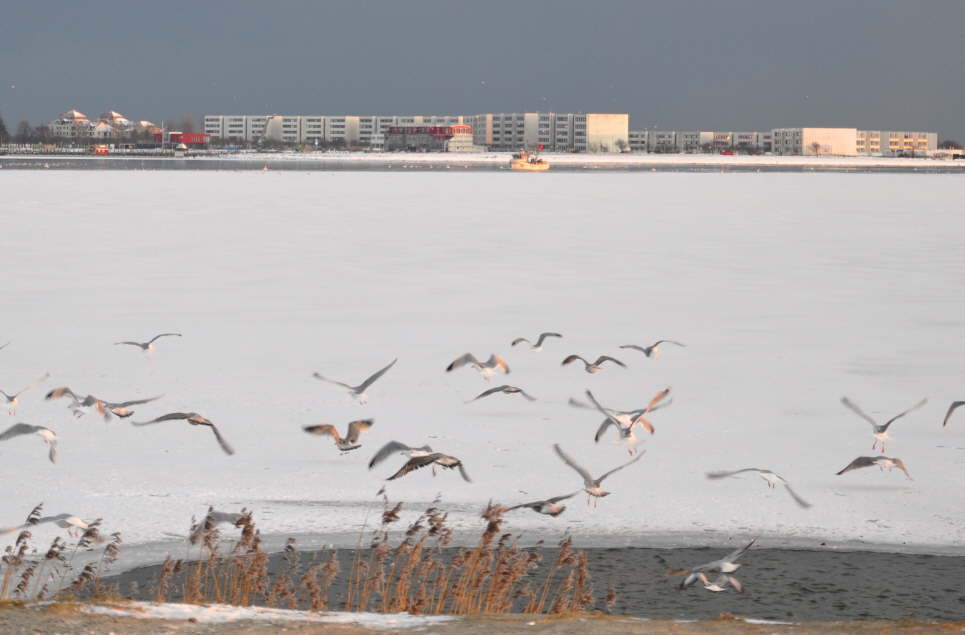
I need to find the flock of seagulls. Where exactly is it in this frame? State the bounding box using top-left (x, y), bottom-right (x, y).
top-left (2, 326), bottom-right (963, 599)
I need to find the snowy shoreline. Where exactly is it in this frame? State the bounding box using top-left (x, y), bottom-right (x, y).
top-left (2, 151), bottom-right (965, 172)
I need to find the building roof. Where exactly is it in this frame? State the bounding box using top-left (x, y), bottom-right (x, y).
top-left (59, 109), bottom-right (88, 121)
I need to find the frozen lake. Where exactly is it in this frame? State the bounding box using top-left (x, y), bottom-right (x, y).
top-left (2, 170), bottom-right (964, 568)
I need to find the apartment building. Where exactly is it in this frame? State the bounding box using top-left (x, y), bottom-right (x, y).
top-left (856, 130), bottom-right (937, 156)
top-left (772, 128), bottom-right (859, 156)
top-left (469, 112), bottom-right (628, 153)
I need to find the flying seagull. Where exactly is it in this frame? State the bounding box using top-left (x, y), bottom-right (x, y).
top-left (568, 393), bottom-right (673, 442)
top-left (44, 386), bottom-right (161, 421)
top-left (506, 491), bottom-right (580, 517)
top-left (0, 423), bottom-right (58, 463)
top-left (446, 353), bottom-right (510, 381)
top-left (1, 372), bottom-right (50, 415)
top-left (303, 419), bottom-right (373, 452)
top-left (552, 443), bottom-right (643, 506)
top-left (368, 440), bottom-right (434, 469)
top-left (189, 507), bottom-right (247, 544)
top-left (469, 385), bottom-right (536, 403)
top-left (705, 468), bottom-right (811, 508)
top-left (943, 401), bottom-right (965, 427)
top-left (619, 340), bottom-right (686, 359)
top-left (561, 355), bottom-right (626, 374)
top-left (836, 455), bottom-right (912, 480)
top-left (511, 332), bottom-right (562, 351)
top-left (841, 396), bottom-right (927, 453)
top-left (313, 358), bottom-right (397, 404)
top-left (0, 513), bottom-right (90, 537)
top-left (672, 538), bottom-right (757, 589)
top-left (132, 412), bottom-right (234, 455)
top-left (114, 333), bottom-right (182, 352)
top-left (584, 388), bottom-right (671, 451)
top-left (386, 452), bottom-right (471, 482)
top-left (0, 342), bottom-right (9, 351)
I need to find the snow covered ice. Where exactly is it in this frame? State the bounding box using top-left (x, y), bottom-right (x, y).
top-left (2, 169), bottom-right (964, 570)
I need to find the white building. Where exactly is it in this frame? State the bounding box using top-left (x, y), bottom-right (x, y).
top-left (49, 109), bottom-right (94, 138)
top-left (856, 130), bottom-right (937, 156)
top-left (469, 112), bottom-right (628, 153)
top-left (772, 128), bottom-right (858, 156)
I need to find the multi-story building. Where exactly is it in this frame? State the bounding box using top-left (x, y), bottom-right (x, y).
top-left (49, 109), bottom-right (94, 138)
top-left (469, 112), bottom-right (628, 152)
top-left (772, 128), bottom-right (859, 156)
top-left (856, 130), bottom-right (937, 156)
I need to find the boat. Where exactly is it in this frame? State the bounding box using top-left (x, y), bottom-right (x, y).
top-left (510, 150), bottom-right (549, 172)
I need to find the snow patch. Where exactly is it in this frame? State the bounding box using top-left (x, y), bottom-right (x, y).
top-left (82, 601), bottom-right (455, 628)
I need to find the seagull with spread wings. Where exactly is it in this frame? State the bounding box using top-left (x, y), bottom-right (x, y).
top-left (511, 332), bottom-right (562, 351)
top-left (619, 340), bottom-right (686, 359)
top-left (561, 355), bottom-right (626, 374)
top-left (303, 419), bottom-right (373, 453)
top-left (2, 372), bottom-right (50, 415)
top-left (132, 412), bottom-right (234, 455)
top-left (45, 386), bottom-right (161, 421)
top-left (506, 491), bottom-right (580, 517)
top-left (841, 396), bottom-right (927, 453)
top-left (386, 452), bottom-right (471, 482)
top-left (705, 468), bottom-right (811, 508)
top-left (368, 440), bottom-right (434, 469)
top-left (836, 455), bottom-right (912, 480)
top-left (468, 385), bottom-right (537, 403)
top-left (446, 353), bottom-right (510, 381)
top-left (0, 423), bottom-right (58, 463)
top-left (552, 443), bottom-right (643, 506)
top-left (570, 386), bottom-right (670, 455)
top-left (0, 513), bottom-right (91, 537)
top-left (114, 333), bottom-right (182, 352)
top-left (672, 538), bottom-right (757, 589)
top-left (313, 358), bottom-right (397, 404)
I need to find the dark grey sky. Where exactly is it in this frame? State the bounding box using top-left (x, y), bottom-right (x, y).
top-left (2, 1), bottom-right (963, 139)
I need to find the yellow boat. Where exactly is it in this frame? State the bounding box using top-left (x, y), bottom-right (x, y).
top-left (510, 151), bottom-right (550, 172)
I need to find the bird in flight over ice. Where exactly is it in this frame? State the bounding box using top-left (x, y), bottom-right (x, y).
top-left (468, 385), bottom-right (536, 402)
top-left (840, 396), bottom-right (927, 453)
top-left (552, 443), bottom-right (643, 506)
top-left (942, 401), bottom-right (965, 427)
top-left (386, 452), bottom-right (471, 482)
top-left (561, 355), bottom-right (626, 374)
top-left (313, 358), bottom-right (397, 404)
top-left (0, 422), bottom-right (58, 463)
top-left (835, 455), bottom-right (912, 480)
top-left (115, 333), bottom-right (182, 352)
top-left (132, 412), bottom-right (235, 455)
top-left (303, 419), bottom-right (373, 453)
top-left (446, 353), bottom-right (510, 381)
top-left (511, 332), bottom-right (562, 351)
top-left (1, 372), bottom-right (50, 415)
top-left (705, 468), bottom-right (811, 508)
top-left (619, 340), bottom-right (686, 359)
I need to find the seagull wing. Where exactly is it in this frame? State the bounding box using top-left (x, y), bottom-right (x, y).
top-left (653, 340), bottom-right (686, 348)
top-left (596, 451), bottom-right (645, 484)
top-left (618, 344), bottom-right (647, 354)
top-left (14, 373), bottom-right (51, 398)
top-left (881, 398), bottom-right (927, 431)
top-left (114, 341), bottom-right (143, 347)
top-left (705, 468), bottom-right (763, 479)
top-left (0, 423), bottom-right (38, 441)
top-left (48, 438), bottom-right (58, 463)
top-left (470, 386), bottom-right (508, 402)
top-left (723, 538), bottom-right (757, 564)
top-left (311, 373), bottom-right (354, 391)
top-left (487, 354), bottom-right (510, 374)
top-left (783, 483), bottom-right (811, 509)
top-left (585, 390), bottom-right (625, 429)
top-left (595, 356), bottom-right (626, 368)
top-left (836, 456), bottom-right (877, 475)
top-left (561, 354), bottom-right (587, 367)
top-left (645, 387), bottom-right (672, 413)
top-left (45, 386), bottom-right (77, 401)
top-left (943, 401), bottom-right (965, 427)
top-left (553, 444), bottom-right (594, 488)
top-left (146, 333), bottom-right (182, 345)
top-left (567, 397), bottom-right (595, 410)
top-left (386, 454), bottom-right (439, 480)
top-left (518, 389), bottom-right (538, 401)
top-left (303, 424), bottom-right (342, 443)
top-left (545, 491), bottom-right (580, 504)
top-left (346, 419), bottom-right (373, 443)
top-left (446, 353), bottom-right (481, 372)
top-left (131, 412), bottom-right (193, 426)
top-left (535, 332), bottom-right (562, 346)
top-left (204, 422), bottom-right (235, 455)
top-left (108, 394), bottom-right (164, 408)
top-left (840, 397), bottom-right (880, 430)
top-left (356, 358), bottom-right (398, 393)
top-left (510, 337), bottom-right (530, 347)
top-left (368, 441), bottom-right (412, 469)
top-left (456, 461), bottom-right (472, 482)
top-left (594, 418), bottom-right (620, 442)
